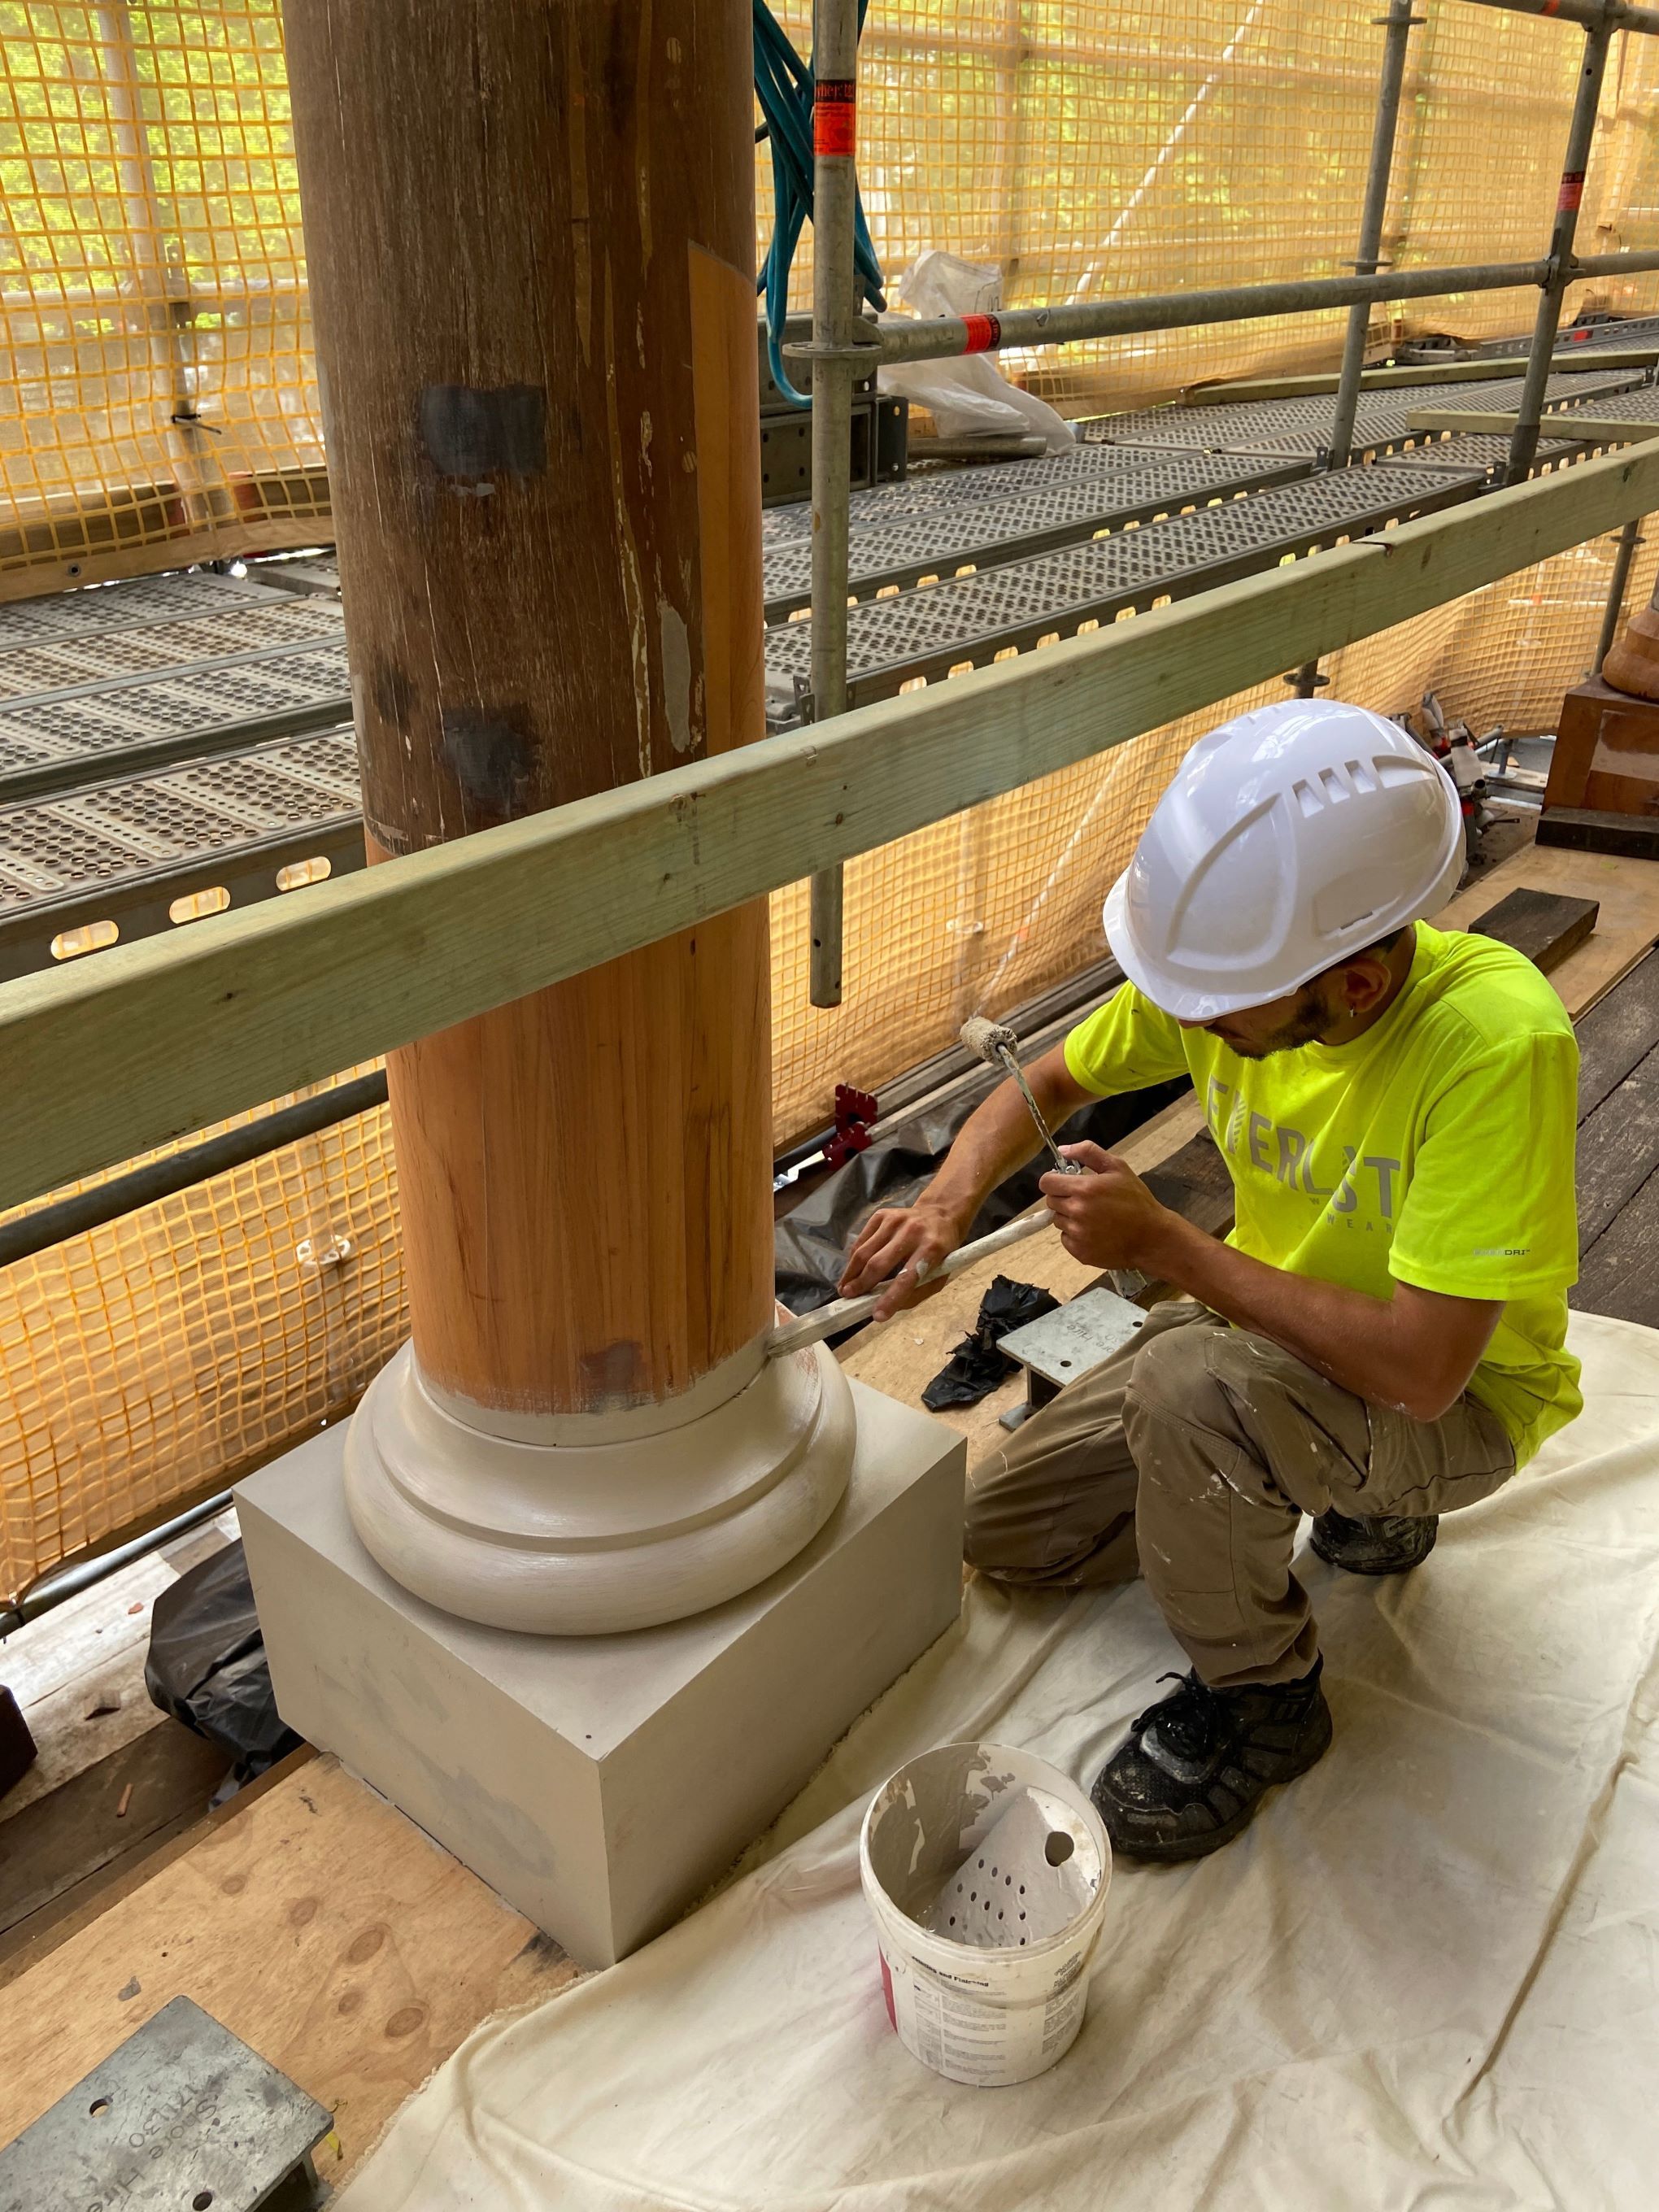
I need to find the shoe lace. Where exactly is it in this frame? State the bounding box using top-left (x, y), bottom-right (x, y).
top-left (1129, 1670), bottom-right (1226, 1761)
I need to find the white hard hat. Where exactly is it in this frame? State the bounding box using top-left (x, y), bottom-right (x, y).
top-left (1102, 697), bottom-right (1464, 1022)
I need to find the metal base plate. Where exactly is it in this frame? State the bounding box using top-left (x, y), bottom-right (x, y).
top-left (997, 1285), bottom-right (1148, 1394)
top-left (0, 1994), bottom-right (332, 2212)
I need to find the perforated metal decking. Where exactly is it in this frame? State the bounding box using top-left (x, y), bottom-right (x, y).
top-left (1382, 433), bottom-right (1585, 474)
top-left (760, 442), bottom-right (1252, 542)
top-left (0, 568), bottom-right (298, 646)
top-left (0, 594), bottom-right (342, 701)
top-left (1073, 369), bottom-right (1645, 459)
top-left (0, 725), bottom-right (364, 981)
top-left (764, 458), bottom-right (1486, 721)
top-left (0, 429), bottom-right (1558, 973)
top-left (0, 630), bottom-right (351, 803)
top-left (761, 449), bottom-right (1312, 620)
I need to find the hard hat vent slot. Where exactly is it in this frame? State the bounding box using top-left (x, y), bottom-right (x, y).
top-left (1318, 767), bottom-right (1350, 805)
top-left (1375, 754), bottom-right (1430, 789)
top-left (1292, 779), bottom-right (1322, 820)
top-left (1348, 759), bottom-right (1376, 793)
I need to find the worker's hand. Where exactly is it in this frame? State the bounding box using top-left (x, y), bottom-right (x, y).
top-left (1040, 1142), bottom-right (1179, 1273)
top-left (838, 1199), bottom-right (971, 1322)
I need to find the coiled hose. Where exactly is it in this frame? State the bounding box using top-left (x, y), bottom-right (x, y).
top-left (753, 0), bottom-right (886, 408)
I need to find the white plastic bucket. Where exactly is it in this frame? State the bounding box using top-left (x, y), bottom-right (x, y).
top-left (859, 1740), bottom-right (1112, 2087)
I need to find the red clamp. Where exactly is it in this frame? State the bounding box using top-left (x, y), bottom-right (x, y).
top-left (825, 1083), bottom-right (879, 1169)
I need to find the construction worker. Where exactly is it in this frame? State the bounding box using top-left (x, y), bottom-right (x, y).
top-left (839, 699), bottom-right (1581, 1862)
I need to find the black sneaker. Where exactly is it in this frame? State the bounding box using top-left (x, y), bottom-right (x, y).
top-left (1091, 1661), bottom-right (1333, 1863)
top-left (1310, 1508), bottom-right (1438, 1576)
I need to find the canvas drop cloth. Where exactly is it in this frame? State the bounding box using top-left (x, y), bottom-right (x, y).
top-left (342, 1311), bottom-right (1659, 2211)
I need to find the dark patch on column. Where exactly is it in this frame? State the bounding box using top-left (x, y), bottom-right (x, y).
top-left (418, 384), bottom-right (548, 478)
top-left (581, 1339), bottom-right (646, 1409)
top-left (371, 655), bottom-right (416, 727)
top-left (441, 705), bottom-right (538, 821)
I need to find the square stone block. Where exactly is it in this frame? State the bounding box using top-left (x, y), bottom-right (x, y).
top-left (237, 1381), bottom-right (964, 1966)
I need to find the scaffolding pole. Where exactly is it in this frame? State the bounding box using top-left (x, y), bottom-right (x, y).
top-left (1326, 0), bottom-right (1421, 471)
top-left (783, 0), bottom-right (1657, 1013)
top-left (870, 249), bottom-right (1659, 368)
top-left (1457, 0), bottom-right (1659, 32)
top-left (1593, 516), bottom-right (1644, 673)
top-left (1504, 12), bottom-right (1617, 483)
top-left (805, 0), bottom-right (862, 1009)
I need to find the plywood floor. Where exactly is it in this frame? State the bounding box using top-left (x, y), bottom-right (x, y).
top-left (0, 1750), bottom-right (576, 2182)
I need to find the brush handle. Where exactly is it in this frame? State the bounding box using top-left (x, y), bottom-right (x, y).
top-left (766, 1209), bottom-right (1053, 1358)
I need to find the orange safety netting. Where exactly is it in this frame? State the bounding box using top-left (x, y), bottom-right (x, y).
top-left (4, 0), bottom-right (1658, 1598)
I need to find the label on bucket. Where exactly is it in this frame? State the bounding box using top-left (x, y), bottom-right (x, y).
top-left (880, 1944), bottom-right (1091, 2088)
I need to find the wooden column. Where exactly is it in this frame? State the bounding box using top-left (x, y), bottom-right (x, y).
top-left (283, 0), bottom-right (773, 1418)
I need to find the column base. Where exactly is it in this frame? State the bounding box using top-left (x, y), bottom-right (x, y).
top-left (344, 1335), bottom-right (857, 1636)
top-left (237, 1382), bottom-right (964, 1966)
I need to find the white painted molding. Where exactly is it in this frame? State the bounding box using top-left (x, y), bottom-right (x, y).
top-left (342, 1334), bottom-right (856, 1635)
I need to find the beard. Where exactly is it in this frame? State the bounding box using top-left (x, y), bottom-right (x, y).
top-left (1206, 983), bottom-right (1330, 1060)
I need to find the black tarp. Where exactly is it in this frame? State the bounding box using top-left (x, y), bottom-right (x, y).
top-left (145, 1539), bottom-right (302, 1787)
top-left (775, 1078), bottom-right (1187, 1314)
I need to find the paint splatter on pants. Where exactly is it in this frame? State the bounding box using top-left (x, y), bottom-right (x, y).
top-left (964, 1300), bottom-right (1517, 1689)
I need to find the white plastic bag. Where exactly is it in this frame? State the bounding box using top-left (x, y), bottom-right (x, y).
top-left (878, 251), bottom-right (1075, 455)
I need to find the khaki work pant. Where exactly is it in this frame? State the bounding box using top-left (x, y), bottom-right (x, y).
top-left (964, 1300), bottom-right (1517, 1689)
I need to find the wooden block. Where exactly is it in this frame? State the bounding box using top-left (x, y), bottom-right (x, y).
top-left (1544, 678), bottom-right (1659, 816)
top-left (1141, 1128), bottom-right (1234, 1241)
top-left (0, 1692), bottom-right (33, 1802)
top-left (1467, 886), bottom-right (1599, 973)
top-left (1435, 840), bottom-right (1659, 1017)
top-left (1536, 808), bottom-right (1659, 860)
top-left (0, 1753), bottom-right (577, 2187)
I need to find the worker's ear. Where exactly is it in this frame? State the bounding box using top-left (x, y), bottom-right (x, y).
top-left (1337, 950), bottom-right (1396, 1014)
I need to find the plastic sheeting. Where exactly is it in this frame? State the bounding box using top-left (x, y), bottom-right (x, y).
top-left (144, 1538), bottom-right (302, 1787)
top-left (340, 1309), bottom-right (1659, 2212)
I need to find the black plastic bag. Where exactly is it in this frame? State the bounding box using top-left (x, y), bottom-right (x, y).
top-left (145, 1539), bottom-right (300, 1787)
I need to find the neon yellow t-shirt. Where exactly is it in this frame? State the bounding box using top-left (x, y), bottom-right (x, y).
top-left (1063, 923), bottom-right (1582, 1465)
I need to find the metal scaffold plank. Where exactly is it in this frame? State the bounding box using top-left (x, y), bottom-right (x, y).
top-left (0, 635), bottom-right (353, 803)
top-left (760, 450), bottom-right (1311, 621)
top-left (764, 459), bottom-right (1485, 717)
top-left (1073, 368), bottom-right (1646, 459)
top-left (0, 727), bottom-right (364, 982)
top-left (6, 437), bottom-right (1655, 1218)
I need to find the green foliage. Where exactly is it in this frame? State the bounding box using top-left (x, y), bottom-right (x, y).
top-left (0, 1), bottom-right (301, 303)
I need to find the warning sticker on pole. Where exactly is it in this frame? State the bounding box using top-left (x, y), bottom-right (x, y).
top-left (814, 81), bottom-right (856, 158)
top-left (961, 314), bottom-right (1003, 355)
top-left (1558, 171), bottom-right (1586, 213)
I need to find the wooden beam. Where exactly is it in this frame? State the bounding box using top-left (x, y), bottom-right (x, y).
top-left (0, 508), bottom-right (331, 608)
top-left (1185, 351), bottom-right (1659, 403)
top-left (1538, 806), bottom-right (1659, 858)
top-left (1408, 407), bottom-right (1659, 442)
top-left (4, 441), bottom-right (1659, 1214)
top-left (1467, 887), bottom-right (1600, 973)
